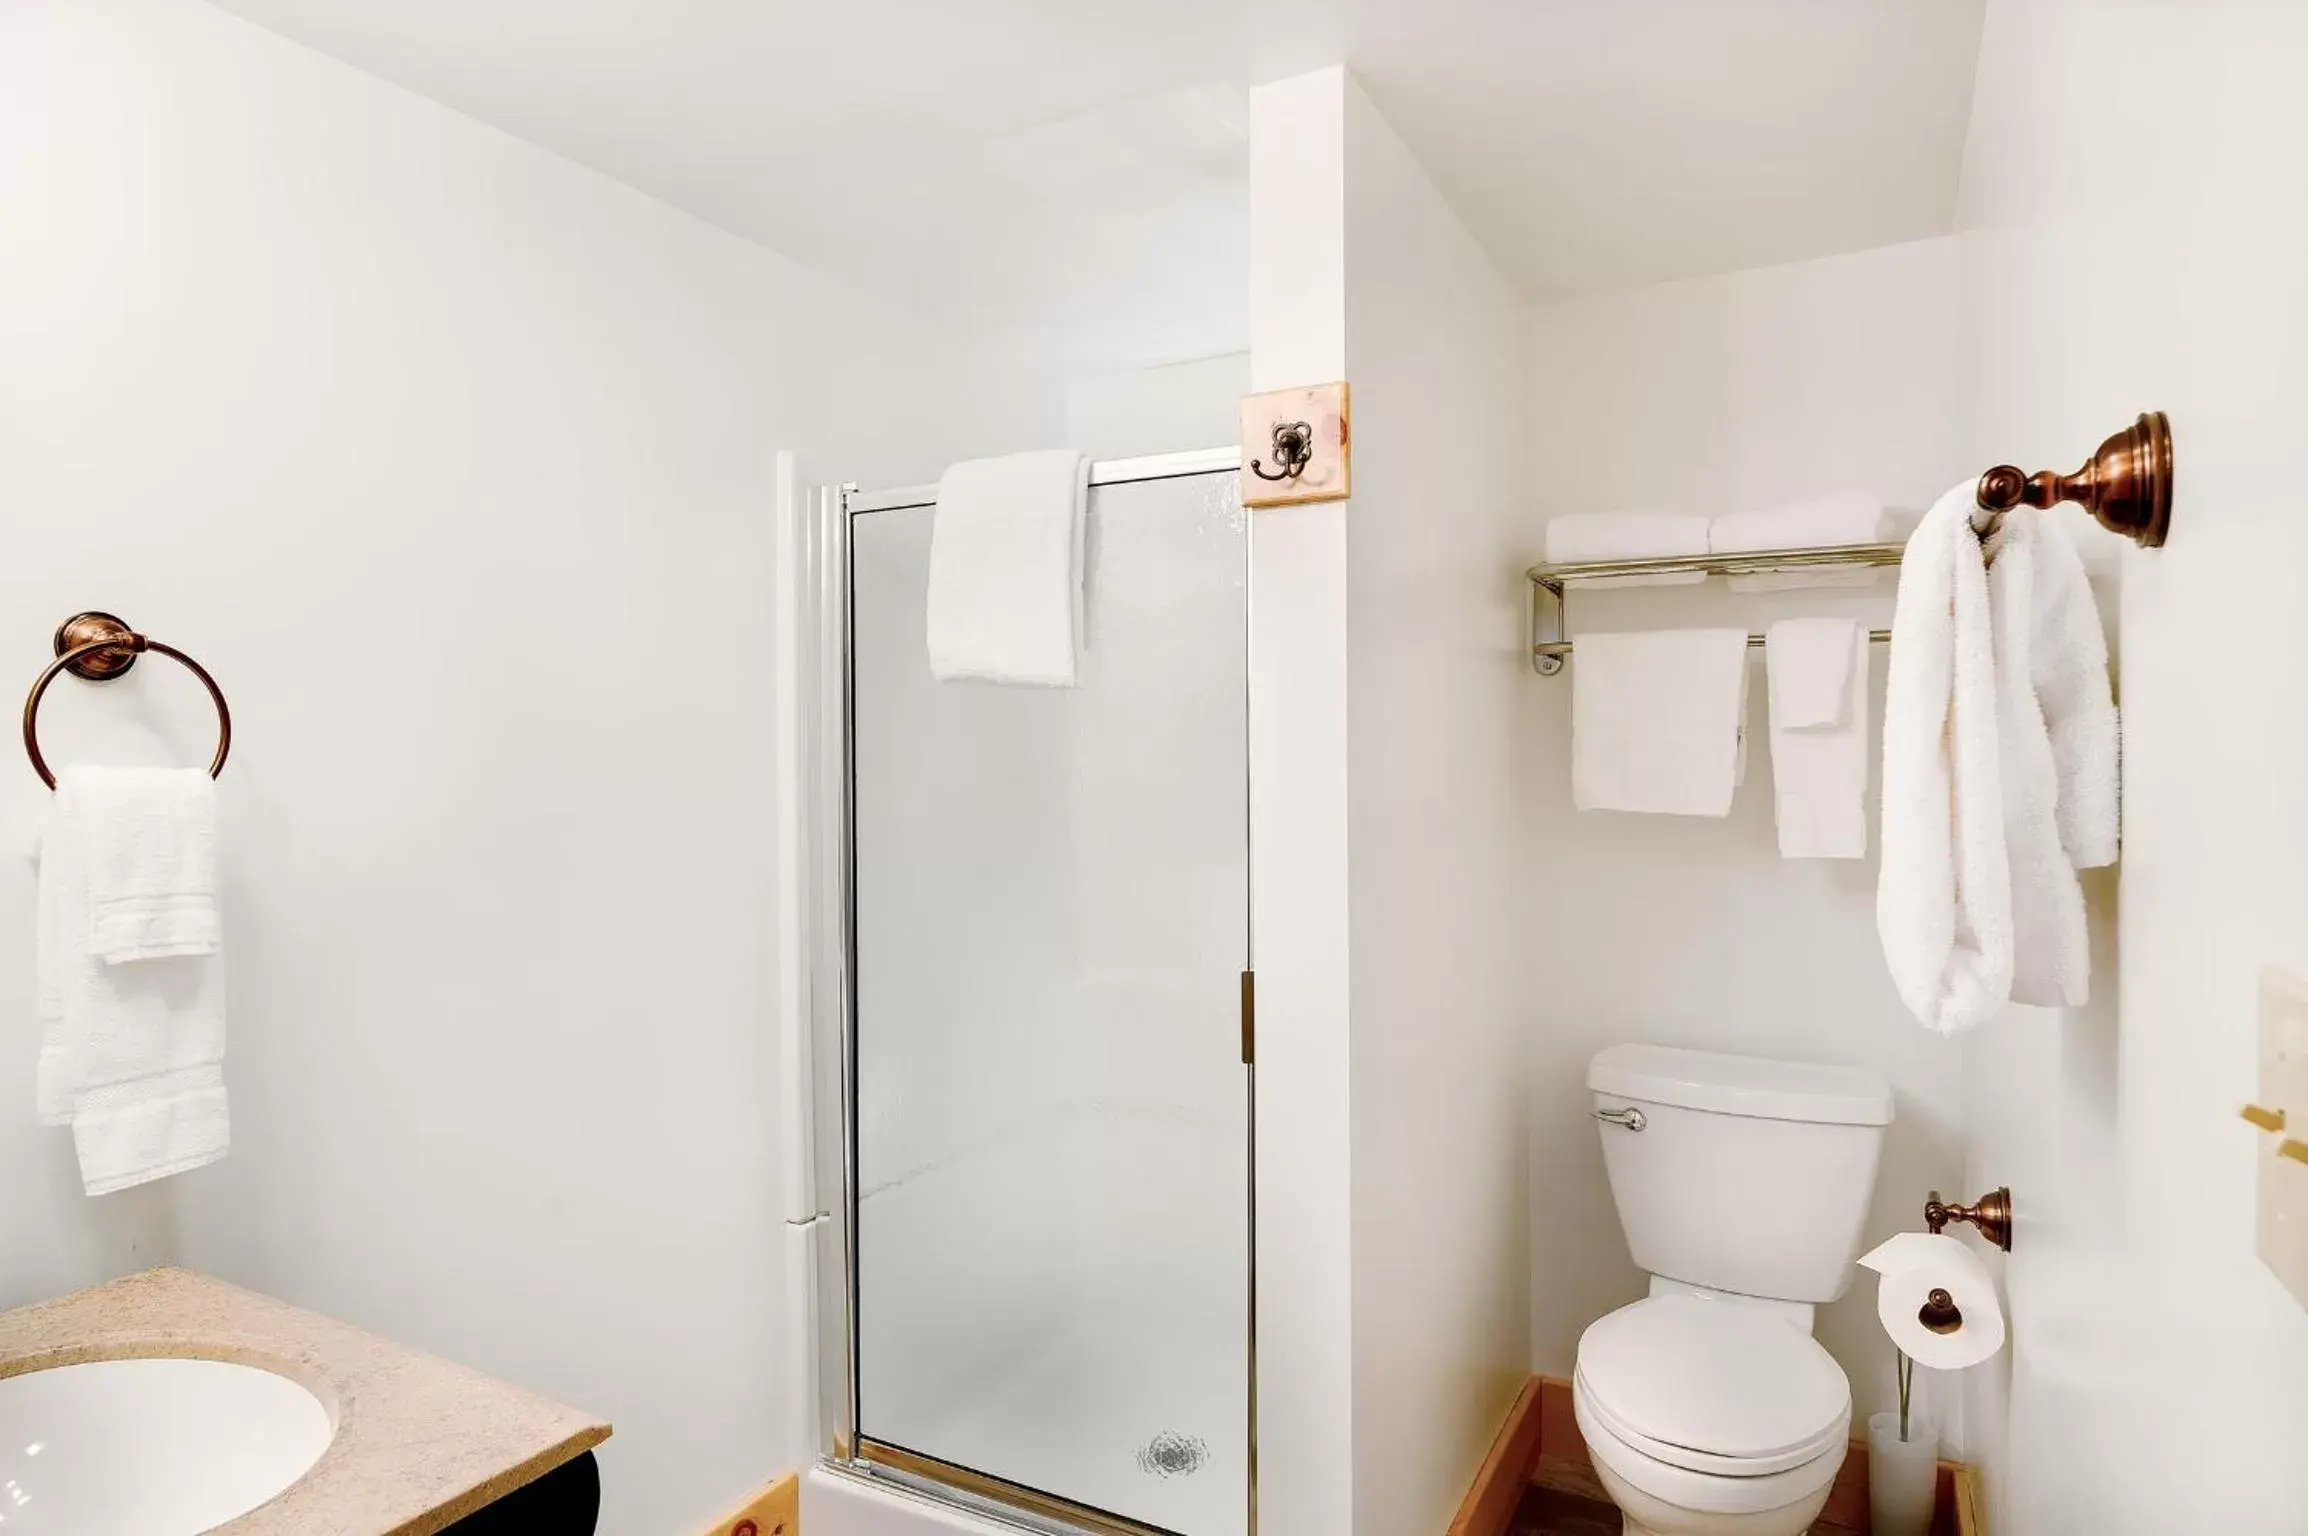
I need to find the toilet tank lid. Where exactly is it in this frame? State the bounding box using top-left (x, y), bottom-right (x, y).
top-left (1588, 1044), bottom-right (1892, 1126)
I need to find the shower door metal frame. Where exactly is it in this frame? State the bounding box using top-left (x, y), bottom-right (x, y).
top-left (801, 448), bottom-right (1257, 1536)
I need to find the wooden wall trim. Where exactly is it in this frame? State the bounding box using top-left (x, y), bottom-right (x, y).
top-left (698, 1473), bottom-right (798, 1536)
top-left (1445, 1377), bottom-right (1547, 1536)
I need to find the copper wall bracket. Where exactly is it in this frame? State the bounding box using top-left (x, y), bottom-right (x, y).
top-left (1976, 411), bottom-right (2173, 548)
top-left (1926, 1187), bottom-right (2013, 1252)
top-left (54, 611), bottom-right (141, 680)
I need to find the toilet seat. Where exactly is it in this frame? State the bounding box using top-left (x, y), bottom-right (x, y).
top-left (1574, 1295), bottom-right (1851, 1478)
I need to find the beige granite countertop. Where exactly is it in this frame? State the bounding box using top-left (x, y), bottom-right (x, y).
top-left (0, 1267), bottom-right (611, 1535)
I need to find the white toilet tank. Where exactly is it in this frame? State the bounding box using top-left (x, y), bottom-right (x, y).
top-left (1589, 1043), bottom-right (1893, 1305)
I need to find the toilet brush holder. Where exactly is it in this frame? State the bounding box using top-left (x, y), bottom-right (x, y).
top-left (1866, 1411), bottom-right (1940, 1536)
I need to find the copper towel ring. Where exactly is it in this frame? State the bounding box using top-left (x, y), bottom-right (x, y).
top-left (23, 612), bottom-right (232, 790)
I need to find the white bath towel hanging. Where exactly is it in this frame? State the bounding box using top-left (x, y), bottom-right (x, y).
top-left (1878, 484), bottom-right (2010, 1032)
top-left (1572, 629), bottom-right (1751, 816)
top-left (1989, 508), bottom-right (2119, 1007)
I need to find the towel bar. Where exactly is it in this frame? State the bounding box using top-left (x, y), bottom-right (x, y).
top-left (1525, 411), bottom-right (2173, 675)
top-left (22, 612), bottom-right (232, 789)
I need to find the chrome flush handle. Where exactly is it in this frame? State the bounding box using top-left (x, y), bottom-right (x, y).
top-left (1593, 1105), bottom-right (1646, 1132)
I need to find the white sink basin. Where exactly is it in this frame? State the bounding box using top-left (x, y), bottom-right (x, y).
top-left (0, 1357), bottom-right (333, 1532)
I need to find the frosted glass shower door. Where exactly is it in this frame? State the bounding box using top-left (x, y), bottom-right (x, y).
top-left (849, 467), bottom-right (1249, 1536)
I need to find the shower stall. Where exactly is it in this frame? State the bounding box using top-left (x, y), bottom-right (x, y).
top-left (802, 449), bottom-right (1255, 1536)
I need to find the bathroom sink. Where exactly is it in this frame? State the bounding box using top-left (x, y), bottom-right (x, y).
top-left (0, 1356), bottom-right (333, 1532)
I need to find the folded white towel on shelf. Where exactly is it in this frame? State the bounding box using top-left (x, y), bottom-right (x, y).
top-left (1990, 508), bottom-right (2120, 1007)
top-left (1765, 618), bottom-right (1869, 859)
top-left (926, 450), bottom-right (1090, 686)
top-left (81, 768), bottom-right (220, 963)
top-left (1713, 492), bottom-right (1893, 592)
top-left (36, 769), bottom-right (229, 1193)
top-left (1573, 629), bottom-right (1751, 816)
top-left (1544, 512), bottom-right (1711, 588)
top-left (1878, 484), bottom-right (2010, 1033)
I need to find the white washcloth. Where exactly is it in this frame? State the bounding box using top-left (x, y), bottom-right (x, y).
top-left (81, 768), bottom-right (220, 963)
top-left (36, 770), bottom-right (228, 1193)
top-left (926, 450), bottom-right (1090, 686)
top-left (1878, 484), bottom-right (2010, 1032)
top-left (1765, 618), bottom-right (1869, 859)
top-left (1990, 509), bottom-right (2120, 1007)
top-left (1573, 630), bottom-right (1751, 816)
top-left (1713, 492), bottom-right (1892, 591)
top-left (1544, 512), bottom-right (1710, 588)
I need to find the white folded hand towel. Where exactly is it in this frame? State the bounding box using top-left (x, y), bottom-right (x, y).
top-left (1573, 629), bottom-right (1751, 817)
top-left (1765, 618), bottom-right (1869, 859)
top-left (1714, 492), bottom-right (1892, 592)
top-left (36, 769), bottom-right (228, 1192)
top-left (1544, 513), bottom-right (1710, 588)
top-left (80, 767), bottom-right (220, 963)
top-left (926, 450), bottom-right (1090, 686)
top-left (1878, 484), bottom-right (2010, 1032)
top-left (1990, 509), bottom-right (2119, 1007)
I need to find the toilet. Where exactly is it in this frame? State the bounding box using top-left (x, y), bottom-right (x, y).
top-left (1574, 1043), bottom-right (1893, 1536)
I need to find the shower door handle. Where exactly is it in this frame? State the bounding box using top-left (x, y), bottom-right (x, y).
top-left (1592, 1105), bottom-right (1646, 1132)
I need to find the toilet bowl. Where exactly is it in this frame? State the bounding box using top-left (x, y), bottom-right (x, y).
top-left (1572, 1295), bottom-right (1849, 1536)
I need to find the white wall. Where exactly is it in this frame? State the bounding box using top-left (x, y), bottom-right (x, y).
top-left (1339, 74), bottom-right (1532, 1536)
top-left (1063, 352), bottom-right (1248, 462)
top-left (1519, 238), bottom-right (1975, 1432)
top-left (0, 2), bottom-right (1056, 1532)
top-left (1956, 2), bottom-right (2308, 1530)
top-left (1246, 66), bottom-right (1358, 1536)
top-left (1247, 66), bottom-right (1531, 1536)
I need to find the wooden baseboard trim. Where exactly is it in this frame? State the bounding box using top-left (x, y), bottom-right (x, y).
top-left (1446, 1376), bottom-right (1547, 1536)
top-left (699, 1472), bottom-right (799, 1536)
top-left (1955, 1461), bottom-right (1986, 1536)
top-left (1454, 1376), bottom-right (1983, 1536)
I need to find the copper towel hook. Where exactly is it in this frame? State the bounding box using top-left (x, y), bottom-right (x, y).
top-left (23, 612), bottom-right (232, 790)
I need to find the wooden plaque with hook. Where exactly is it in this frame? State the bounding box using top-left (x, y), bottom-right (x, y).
top-left (1239, 381), bottom-right (1349, 507)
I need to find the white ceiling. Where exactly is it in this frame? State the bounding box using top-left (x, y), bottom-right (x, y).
top-left (203, 0), bottom-right (1986, 370)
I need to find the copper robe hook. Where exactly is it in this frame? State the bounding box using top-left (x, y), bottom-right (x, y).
top-left (1976, 411), bottom-right (2173, 548)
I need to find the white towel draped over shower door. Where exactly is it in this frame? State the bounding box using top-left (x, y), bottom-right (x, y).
top-left (925, 450), bottom-right (1090, 686)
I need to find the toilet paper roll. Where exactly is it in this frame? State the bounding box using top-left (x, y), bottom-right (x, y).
top-left (1857, 1231), bottom-right (2007, 1370)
